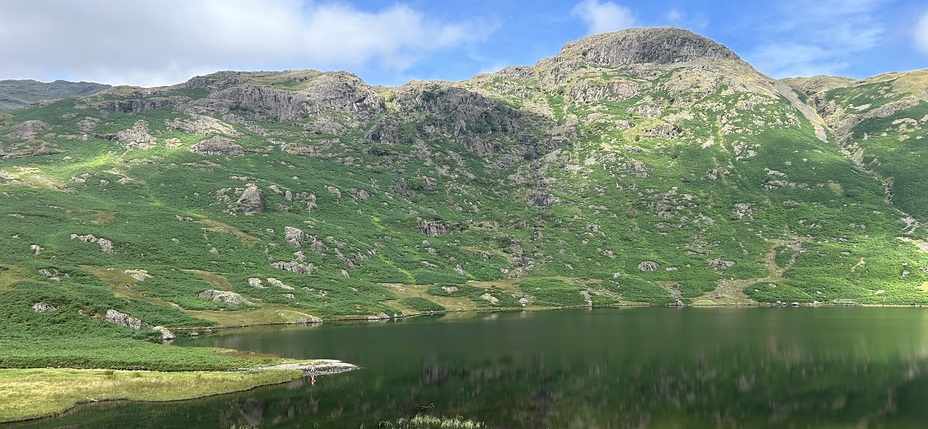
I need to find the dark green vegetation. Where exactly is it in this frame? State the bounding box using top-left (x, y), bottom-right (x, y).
top-left (1, 28), bottom-right (928, 374)
top-left (0, 80), bottom-right (110, 111)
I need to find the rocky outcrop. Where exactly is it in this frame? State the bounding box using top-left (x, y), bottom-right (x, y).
top-left (166, 114), bottom-right (237, 136)
top-left (190, 135), bottom-right (246, 156)
top-left (638, 261), bottom-right (660, 271)
top-left (32, 302), bottom-right (58, 312)
top-left (198, 289), bottom-right (254, 308)
top-left (113, 120), bottom-right (156, 149)
top-left (310, 236), bottom-right (327, 253)
top-left (9, 120), bottom-right (48, 139)
top-left (266, 278), bottom-right (294, 290)
top-left (708, 259), bottom-right (736, 269)
top-left (552, 27), bottom-right (740, 68)
top-left (152, 326), bottom-right (176, 341)
top-left (105, 309), bottom-right (145, 331)
top-left (83, 96), bottom-right (180, 114)
top-left (199, 71), bottom-right (385, 121)
top-left (417, 219), bottom-right (449, 236)
top-left (70, 233), bottom-right (115, 253)
top-left (284, 226), bottom-right (307, 248)
top-left (270, 261), bottom-right (314, 274)
top-left (234, 184), bottom-right (264, 214)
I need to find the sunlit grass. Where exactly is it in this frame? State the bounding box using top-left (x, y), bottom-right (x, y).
top-left (0, 368), bottom-right (301, 423)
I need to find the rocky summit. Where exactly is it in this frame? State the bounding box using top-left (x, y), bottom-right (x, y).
top-left (2, 27), bottom-right (928, 331)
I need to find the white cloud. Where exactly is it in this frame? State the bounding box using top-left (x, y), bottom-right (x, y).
top-left (916, 10), bottom-right (928, 53)
top-left (571, 0), bottom-right (636, 35)
top-left (0, 1), bottom-right (493, 87)
top-left (665, 8), bottom-right (708, 30)
top-left (744, 0), bottom-right (886, 77)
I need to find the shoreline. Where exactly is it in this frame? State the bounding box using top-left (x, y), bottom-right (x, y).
top-left (169, 302), bottom-right (928, 334)
top-left (0, 360), bottom-right (358, 425)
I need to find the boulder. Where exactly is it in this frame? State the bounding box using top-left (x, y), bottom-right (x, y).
top-left (198, 289), bottom-right (254, 308)
top-left (190, 135), bottom-right (246, 156)
top-left (31, 302), bottom-right (58, 313)
top-left (638, 261), bottom-right (660, 271)
top-left (284, 226), bottom-right (307, 248)
top-left (152, 326), bottom-right (176, 341)
top-left (235, 184), bottom-right (264, 214)
top-left (105, 309), bottom-right (145, 331)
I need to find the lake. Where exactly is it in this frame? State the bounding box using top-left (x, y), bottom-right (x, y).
top-left (8, 307), bottom-right (928, 428)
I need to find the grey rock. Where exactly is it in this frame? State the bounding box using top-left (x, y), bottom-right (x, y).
top-left (195, 71), bottom-right (385, 121)
top-left (235, 184), bottom-right (264, 214)
top-left (9, 120), bottom-right (48, 139)
top-left (32, 302), bottom-right (59, 313)
top-left (555, 27), bottom-right (739, 67)
top-left (309, 236), bottom-right (327, 254)
top-left (198, 289), bottom-right (254, 308)
top-left (417, 219), bottom-right (448, 237)
top-left (284, 226), bottom-right (307, 248)
top-left (270, 261), bottom-right (314, 274)
top-left (113, 120), bottom-right (155, 149)
top-left (190, 135), bottom-right (246, 156)
top-left (105, 309), bottom-right (145, 331)
top-left (708, 259), bottom-right (736, 269)
top-left (638, 261), bottom-right (660, 271)
top-left (152, 326), bottom-right (176, 341)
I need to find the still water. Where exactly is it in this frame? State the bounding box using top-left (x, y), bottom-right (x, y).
top-left (9, 307), bottom-right (928, 428)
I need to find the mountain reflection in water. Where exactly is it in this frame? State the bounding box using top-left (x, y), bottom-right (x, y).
top-left (9, 307), bottom-right (928, 429)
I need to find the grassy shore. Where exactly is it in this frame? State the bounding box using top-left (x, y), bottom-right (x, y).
top-left (0, 367), bottom-right (303, 423)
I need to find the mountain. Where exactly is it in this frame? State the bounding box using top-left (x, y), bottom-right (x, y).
top-left (1, 27), bottom-right (928, 345)
top-left (0, 79), bottom-right (111, 111)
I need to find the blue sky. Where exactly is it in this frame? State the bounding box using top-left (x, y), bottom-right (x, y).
top-left (1, 0), bottom-right (926, 87)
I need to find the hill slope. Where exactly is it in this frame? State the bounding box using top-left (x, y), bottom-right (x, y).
top-left (0, 79), bottom-right (110, 111)
top-left (1, 28), bottom-right (927, 350)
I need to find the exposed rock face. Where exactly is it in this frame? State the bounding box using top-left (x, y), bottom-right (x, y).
top-left (76, 117), bottom-right (100, 134)
top-left (190, 135), bottom-right (246, 156)
top-left (83, 96), bottom-right (179, 114)
top-left (113, 120), bottom-right (155, 149)
top-left (284, 226), bottom-right (307, 248)
top-left (166, 115), bottom-right (237, 136)
top-left (198, 289), bottom-right (254, 307)
top-left (552, 27), bottom-right (740, 68)
top-left (195, 71), bottom-right (385, 121)
top-left (235, 184), bottom-right (264, 214)
top-left (9, 120), bottom-right (48, 139)
top-left (105, 309), bottom-right (145, 331)
top-left (383, 84), bottom-right (554, 158)
top-left (417, 219), bottom-right (448, 236)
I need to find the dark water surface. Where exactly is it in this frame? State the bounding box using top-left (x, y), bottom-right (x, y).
top-left (9, 307), bottom-right (928, 428)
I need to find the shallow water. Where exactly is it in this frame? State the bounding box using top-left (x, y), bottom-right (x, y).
top-left (10, 307), bottom-right (928, 428)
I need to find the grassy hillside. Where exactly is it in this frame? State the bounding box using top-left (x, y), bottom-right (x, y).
top-left (1, 28), bottom-right (928, 374)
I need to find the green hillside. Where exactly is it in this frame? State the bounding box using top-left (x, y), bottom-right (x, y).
top-left (1, 28), bottom-right (928, 371)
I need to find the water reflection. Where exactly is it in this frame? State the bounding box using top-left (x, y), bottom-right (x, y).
top-left (8, 308), bottom-right (928, 428)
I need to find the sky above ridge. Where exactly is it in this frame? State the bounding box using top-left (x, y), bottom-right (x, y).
top-left (1, 0), bottom-right (927, 87)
